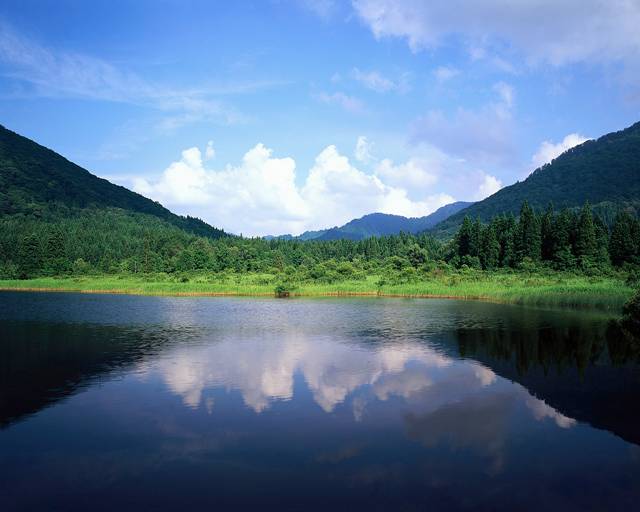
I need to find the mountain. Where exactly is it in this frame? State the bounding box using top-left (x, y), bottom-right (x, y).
top-left (267, 201), bottom-right (473, 241)
top-left (0, 125), bottom-right (225, 239)
top-left (317, 202), bottom-right (473, 240)
top-left (431, 121), bottom-right (640, 237)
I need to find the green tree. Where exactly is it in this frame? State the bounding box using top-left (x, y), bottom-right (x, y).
top-left (456, 216), bottom-right (473, 258)
top-left (479, 224), bottom-right (500, 270)
top-left (18, 233), bottom-right (41, 278)
top-left (609, 212), bottom-right (638, 266)
top-left (574, 202), bottom-right (597, 262)
top-left (540, 203), bottom-right (555, 261)
top-left (516, 201), bottom-right (541, 262)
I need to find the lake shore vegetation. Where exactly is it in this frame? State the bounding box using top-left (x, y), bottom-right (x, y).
top-left (1, 201), bottom-right (639, 309)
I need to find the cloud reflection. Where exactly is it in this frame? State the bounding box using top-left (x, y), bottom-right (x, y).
top-left (146, 332), bottom-right (577, 440)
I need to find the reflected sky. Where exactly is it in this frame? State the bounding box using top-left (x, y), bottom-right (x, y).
top-left (1, 292), bottom-right (639, 511)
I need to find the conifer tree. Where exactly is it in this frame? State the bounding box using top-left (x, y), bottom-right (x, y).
top-left (540, 203), bottom-right (555, 261)
top-left (456, 216), bottom-right (473, 258)
top-left (610, 212), bottom-right (638, 266)
top-left (480, 223), bottom-right (500, 270)
top-left (517, 201), bottom-right (541, 262)
top-left (574, 202), bottom-right (597, 262)
top-left (18, 233), bottom-right (41, 278)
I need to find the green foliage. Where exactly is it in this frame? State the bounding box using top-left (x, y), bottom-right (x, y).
top-left (450, 200), bottom-right (640, 274)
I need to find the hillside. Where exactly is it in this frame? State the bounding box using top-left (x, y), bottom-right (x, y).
top-left (431, 121), bottom-right (640, 236)
top-left (0, 125), bottom-right (225, 239)
top-left (268, 201), bottom-right (472, 241)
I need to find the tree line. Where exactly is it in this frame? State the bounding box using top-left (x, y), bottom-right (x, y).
top-left (453, 201), bottom-right (640, 271)
top-left (1, 202), bottom-right (640, 280)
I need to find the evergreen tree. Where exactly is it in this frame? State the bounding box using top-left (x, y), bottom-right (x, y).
top-left (18, 233), bottom-right (41, 278)
top-left (609, 212), bottom-right (638, 266)
top-left (552, 209), bottom-right (576, 268)
top-left (574, 202), bottom-right (597, 262)
top-left (540, 203), bottom-right (555, 261)
top-left (480, 224), bottom-right (500, 270)
top-left (471, 218), bottom-right (482, 258)
top-left (516, 201), bottom-right (541, 262)
top-left (44, 228), bottom-right (67, 274)
top-left (456, 216), bottom-right (473, 258)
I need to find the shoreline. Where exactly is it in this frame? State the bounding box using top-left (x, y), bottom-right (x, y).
top-left (0, 285), bottom-right (498, 301)
top-left (0, 277), bottom-right (631, 311)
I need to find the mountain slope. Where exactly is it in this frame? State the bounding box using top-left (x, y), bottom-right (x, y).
top-left (431, 121), bottom-right (640, 236)
top-left (0, 125), bottom-right (225, 238)
top-left (267, 201), bottom-right (472, 241)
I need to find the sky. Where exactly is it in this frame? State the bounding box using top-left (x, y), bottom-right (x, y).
top-left (1, 0), bottom-right (639, 236)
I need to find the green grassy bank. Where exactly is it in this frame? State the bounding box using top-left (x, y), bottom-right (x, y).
top-left (0, 270), bottom-right (632, 311)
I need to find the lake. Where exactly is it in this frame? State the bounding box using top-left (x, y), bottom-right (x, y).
top-left (1, 291), bottom-right (639, 511)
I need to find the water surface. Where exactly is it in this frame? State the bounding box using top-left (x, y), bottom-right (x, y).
top-left (1, 292), bottom-right (639, 511)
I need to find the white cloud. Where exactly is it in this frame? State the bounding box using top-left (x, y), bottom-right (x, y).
top-left (354, 135), bottom-right (374, 163)
top-left (474, 172), bottom-right (502, 200)
top-left (433, 66), bottom-right (460, 83)
top-left (375, 157), bottom-right (438, 189)
top-left (530, 133), bottom-right (590, 170)
top-left (351, 0), bottom-right (640, 68)
top-left (134, 141), bottom-right (455, 235)
top-left (315, 91), bottom-right (366, 113)
top-left (351, 67), bottom-right (410, 93)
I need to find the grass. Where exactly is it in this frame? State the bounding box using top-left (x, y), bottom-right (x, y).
top-left (0, 270), bottom-right (632, 311)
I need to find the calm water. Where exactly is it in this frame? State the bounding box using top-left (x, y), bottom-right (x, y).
top-left (1, 292), bottom-right (639, 511)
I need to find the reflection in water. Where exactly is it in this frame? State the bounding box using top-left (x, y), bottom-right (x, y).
top-left (156, 335), bottom-right (452, 413)
top-left (1, 292), bottom-right (639, 511)
top-left (455, 323), bottom-right (640, 445)
top-left (0, 320), bottom-right (194, 427)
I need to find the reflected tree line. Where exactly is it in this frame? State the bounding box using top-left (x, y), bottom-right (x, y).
top-left (457, 321), bottom-right (640, 377)
top-left (0, 321), bottom-right (182, 428)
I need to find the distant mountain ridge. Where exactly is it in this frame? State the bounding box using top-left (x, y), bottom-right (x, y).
top-left (267, 201), bottom-right (473, 241)
top-left (430, 120), bottom-right (640, 237)
top-left (0, 125), bottom-right (226, 238)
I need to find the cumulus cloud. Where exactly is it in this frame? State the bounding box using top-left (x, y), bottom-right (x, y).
top-left (351, 67), bottom-right (410, 93)
top-left (474, 172), bottom-right (503, 200)
top-left (530, 133), bottom-right (590, 170)
top-left (375, 157), bottom-right (438, 189)
top-left (134, 141), bottom-right (455, 235)
top-left (351, 0), bottom-right (640, 68)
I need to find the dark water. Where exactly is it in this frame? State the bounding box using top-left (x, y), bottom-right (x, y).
top-left (1, 292), bottom-right (639, 511)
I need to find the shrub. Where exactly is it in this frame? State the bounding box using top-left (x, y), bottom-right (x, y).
top-left (71, 258), bottom-right (91, 275)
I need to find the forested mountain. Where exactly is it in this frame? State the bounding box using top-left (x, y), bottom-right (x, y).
top-left (432, 121), bottom-right (640, 237)
top-left (269, 201), bottom-right (472, 241)
top-left (0, 125), bottom-right (225, 238)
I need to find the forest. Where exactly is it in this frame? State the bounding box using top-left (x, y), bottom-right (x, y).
top-left (2, 199), bottom-right (639, 289)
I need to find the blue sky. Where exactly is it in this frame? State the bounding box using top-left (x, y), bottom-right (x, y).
top-left (1, 0), bottom-right (639, 235)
